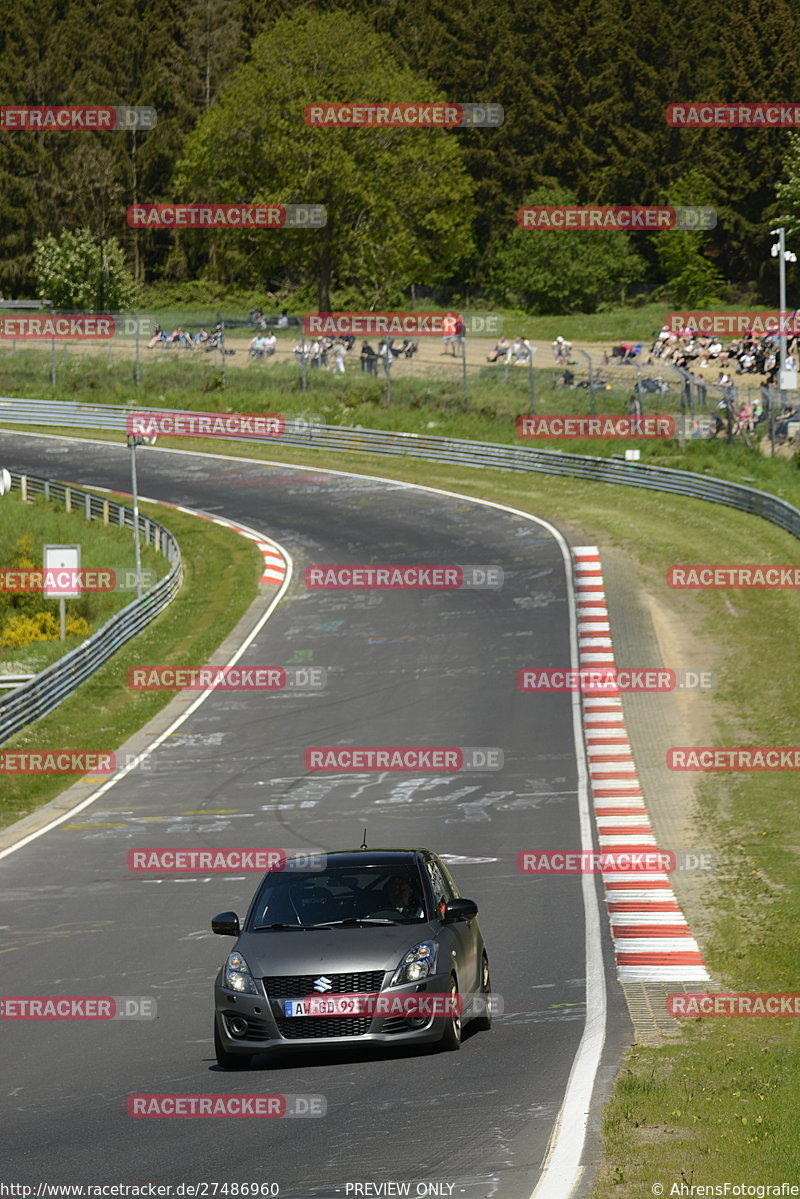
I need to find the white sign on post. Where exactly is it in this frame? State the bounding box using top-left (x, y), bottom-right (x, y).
top-left (44, 544), bottom-right (82, 642)
top-left (43, 544), bottom-right (82, 598)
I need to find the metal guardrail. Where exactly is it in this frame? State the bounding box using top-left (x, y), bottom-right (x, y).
top-left (0, 470), bottom-right (182, 746)
top-left (2, 393), bottom-right (800, 544)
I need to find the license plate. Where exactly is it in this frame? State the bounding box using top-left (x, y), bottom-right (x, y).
top-left (284, 996), bottom-right (369, 1017)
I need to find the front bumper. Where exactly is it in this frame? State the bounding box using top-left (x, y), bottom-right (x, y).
top-left (214, 969), bottom-right (457, 1054)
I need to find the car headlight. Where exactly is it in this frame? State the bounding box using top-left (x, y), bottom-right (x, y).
top-left (224, 950), bottom-right (258, 994)
top-left (391, 941), bottom-right (438, 985)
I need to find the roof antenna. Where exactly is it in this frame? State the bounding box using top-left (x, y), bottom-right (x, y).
top-left (360, 826), bottom-right (368, 850)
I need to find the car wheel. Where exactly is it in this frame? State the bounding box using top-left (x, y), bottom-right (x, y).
top-left (473, 953), bottom-right (492, 1031)
top-left (438, 976), bottom-right (461, 1051)
top-left (214, 1019), bottom-right (252, 1069)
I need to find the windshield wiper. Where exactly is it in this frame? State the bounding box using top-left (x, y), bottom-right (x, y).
top-left (255, 922), bottom-right (307, 931)
top-left (304, 917), bottom-right (397, 928)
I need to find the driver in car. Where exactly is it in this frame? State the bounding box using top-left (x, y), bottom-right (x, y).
top-left (382, 875), bottom-right (424, 918)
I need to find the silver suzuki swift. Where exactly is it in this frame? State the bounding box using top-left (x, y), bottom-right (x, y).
top-left (211, 848), bottom-right (492, 1067)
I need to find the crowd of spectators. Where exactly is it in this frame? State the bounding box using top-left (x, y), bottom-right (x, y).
top-left (289, 335), bottom-right (419, 375)
top-left (146, 323), bottom-right (224, 350)
top-left (646, 323), bottom-right (798, 385)
top-left (486, 335), bottom-right (534, 364)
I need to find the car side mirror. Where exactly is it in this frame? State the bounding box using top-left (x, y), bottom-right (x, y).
top-left (211, 911), bottom-right (240, 936)
top-left (442, 898), bottom-right (478, 923)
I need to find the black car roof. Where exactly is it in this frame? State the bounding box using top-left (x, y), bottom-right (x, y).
top-left (287, 849), bottom-right (431, 867)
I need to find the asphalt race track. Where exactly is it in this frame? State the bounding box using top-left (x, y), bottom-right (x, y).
top-left (1, 432), bottom-right (629, 1199)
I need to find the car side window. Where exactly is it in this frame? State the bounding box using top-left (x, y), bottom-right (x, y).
top-left (426, 859), bottom-right (454, 914)
top-left (439, 861), bottom-right (461, 899)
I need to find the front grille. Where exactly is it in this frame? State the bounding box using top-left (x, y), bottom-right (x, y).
top-left (262, 971), bottom-right (385, 999)
top-left (275, 1016), bottom-right (372, 1039)
top-left (264, 972), bottom-right (386, 1039)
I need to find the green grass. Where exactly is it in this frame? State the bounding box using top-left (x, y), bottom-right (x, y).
top-left (0, 339), bottom-right (721, 449)
top-left (0, 497), bottom-right (263, 830)
top-left (0, 491), bottom-right (168, 673)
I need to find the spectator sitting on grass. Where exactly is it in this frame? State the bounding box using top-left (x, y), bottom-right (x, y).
top-left (733, 399), bottom-right (754, 434)
top-left (776, 400), bottom-right (799, 441)
top-left (487, 335), bottom-right (510, 363)
top-left (506, 336), bottom-right (531, 364)
top-left (146, 324), bottom-right (165, 349)
top-left (264, 331), bottom-right (277, 356)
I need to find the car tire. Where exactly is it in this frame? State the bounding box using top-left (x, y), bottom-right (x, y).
top-left (473, 953), bottom-right (492, 1031)
top-left (214, 1019), bottom-right (252, 1069)
top-left (438, 976), bottom-right (462, 1051)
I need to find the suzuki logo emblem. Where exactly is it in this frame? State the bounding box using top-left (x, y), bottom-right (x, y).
top-left (313, 976), bottom-right (333, 993)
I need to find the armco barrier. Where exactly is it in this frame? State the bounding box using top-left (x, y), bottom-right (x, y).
top-left (2, 396), bottom-right (800, 541)
top-left (0, 470), bottom-right (182, 746)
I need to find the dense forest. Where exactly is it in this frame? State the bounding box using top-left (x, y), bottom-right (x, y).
top-left (2, 0), bottom-right (800, 311)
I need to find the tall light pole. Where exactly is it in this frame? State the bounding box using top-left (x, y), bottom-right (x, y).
top-left (127, 433), bottom-right (156, 598)
top-left (770, 227), bottom-right (797, 421)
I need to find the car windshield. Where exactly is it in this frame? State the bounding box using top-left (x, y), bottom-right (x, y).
top-left (250, 863), bottom-right (428, 929)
